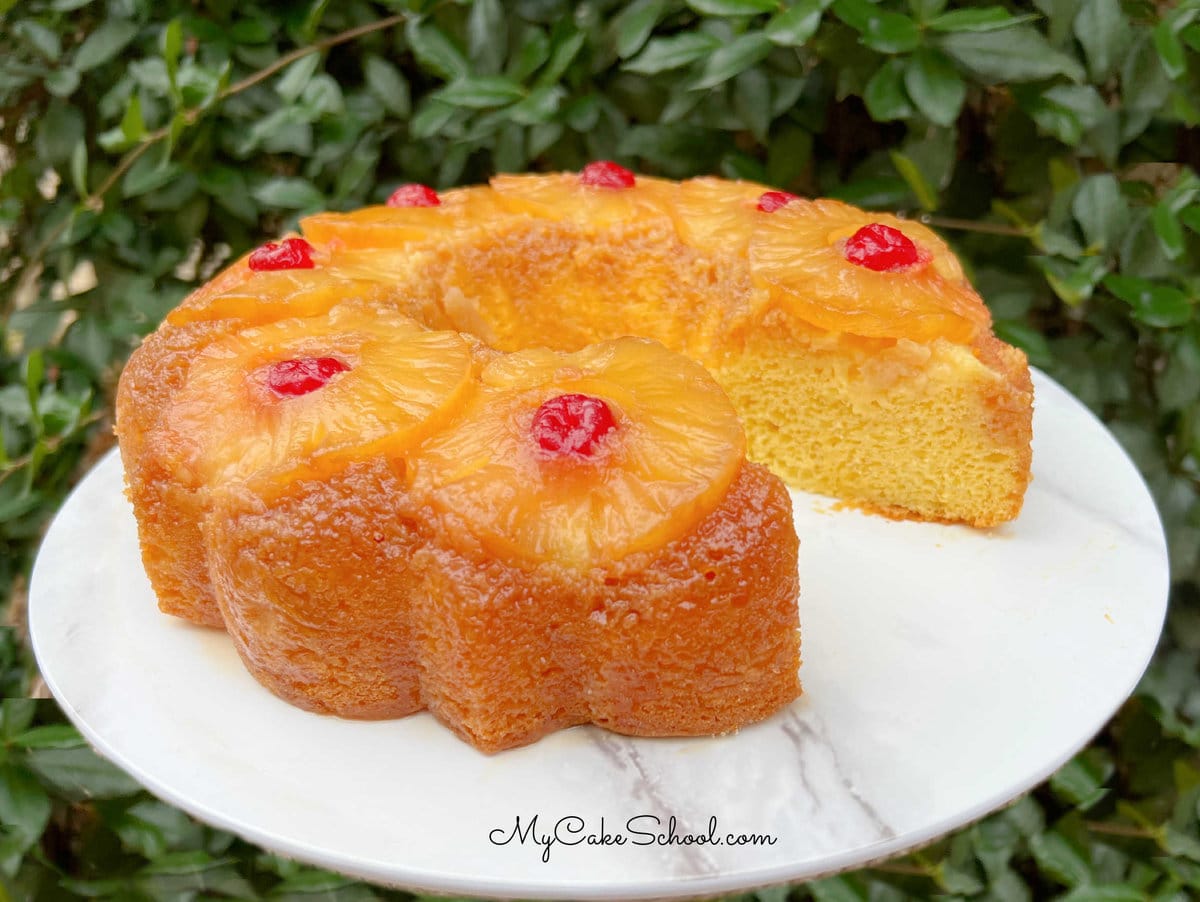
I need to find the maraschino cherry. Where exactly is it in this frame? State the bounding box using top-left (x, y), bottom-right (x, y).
top-left (387, 183), bottom-right (441, 207)
top-left (532, 393), bottom-right (618, 456)
top-left (757, 191), bottom-right (798, 212)
top-left (580, 161), bottom-right (636, 189)
top-left (248, 237), bottom-right (315, 271)
top-left (266, 357), bottom-right (349, 397)
top-left (843, 223), bottom-right (921, 272)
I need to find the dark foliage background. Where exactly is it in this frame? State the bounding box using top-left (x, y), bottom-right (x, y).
top-left (1, 0), bottom-right (1199, 898)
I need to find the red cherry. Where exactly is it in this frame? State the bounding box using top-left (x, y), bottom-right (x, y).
top-left (757, 191), bottom-right (798, 212)
top-left (532, 393), bottom-right (618, 457)
top-left (248, 237), bottom-right (315, 272)
top-left (580, 161), bottom-right (636, 189)
top-left (387, 183), bottom-right (441, 207)
top-left (843, 223), bottom-right (921, 272)
top-left (266, 357), bottom-right (349, 397)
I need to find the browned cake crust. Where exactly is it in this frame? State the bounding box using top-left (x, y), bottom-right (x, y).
top-left (206, 458), bottom-right (424, 719)
top-left (205, 459), bottom-right (800, 752)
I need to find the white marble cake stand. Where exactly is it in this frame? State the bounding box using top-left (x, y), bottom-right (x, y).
top-left (30, 370), bottom-right (1168, 900)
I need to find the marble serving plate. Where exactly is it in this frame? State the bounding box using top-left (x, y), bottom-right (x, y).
top-left (30, 369), bottom-right (1168, 900)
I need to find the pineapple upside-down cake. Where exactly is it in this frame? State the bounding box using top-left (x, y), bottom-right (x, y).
top-left (116, 162), bottom-right (1032, 752)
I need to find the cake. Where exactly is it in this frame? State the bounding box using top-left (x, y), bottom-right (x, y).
top-left (115, 163), bottom-right (1033, 750)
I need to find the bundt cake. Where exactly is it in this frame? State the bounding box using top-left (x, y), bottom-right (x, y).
top-left (115, 163), bottom-right (1032, 750)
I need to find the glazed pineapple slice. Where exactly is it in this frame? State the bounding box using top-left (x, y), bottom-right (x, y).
top-left (301, 184), bottom-right (516, 249)
top-left (410, 337), bottom-right (745, 568)
top-left (750, 198), bottom-right (992, 343)
top-left (163, 305), bottom-right (476, 488)
top-left (647, 176), bottom-right (766, 252)
top-left (167, 268), bottom-right (388, 329)
top-left (490, 164), bottom-right (677, 228)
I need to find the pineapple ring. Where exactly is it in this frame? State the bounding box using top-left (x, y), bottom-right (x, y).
top-left (167, 268), bottom-right (389, 328)
top-left (409, 338), bottom-right (746, 568)
top-left (749, 198), bottom-right (991, 343)
top-left (164, 304), bottom-right (476, 488)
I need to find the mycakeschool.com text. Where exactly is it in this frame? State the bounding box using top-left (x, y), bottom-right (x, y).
top-left (488, 814), bottom-right (779, 863)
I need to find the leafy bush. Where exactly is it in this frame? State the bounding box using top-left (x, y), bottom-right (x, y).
top-left (2, 0), bottom-right (1199, 898)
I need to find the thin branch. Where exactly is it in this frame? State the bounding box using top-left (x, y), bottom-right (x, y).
top-left (911, 213), bottom-right (1029, 237)
top-left (223, 13), bottom-right (406, 97)
top-left (1084, 820), bottom-right (1161, 839)
top-left (12, 12), bottom-right (407, 312)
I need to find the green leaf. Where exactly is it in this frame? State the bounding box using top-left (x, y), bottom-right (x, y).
top-left (409, 100), bottom-right (458, 139)
top-left (199, 166), bottom-right (256, 222)
top-left (1105, 275), bottom-right (1193, 327)
top-left (275, 52), bottom-right (320, 102)
top-left (12, 725), bottom-right (76, 749)
top-left (767, 124), bottom-right (813, 186)
top-left (1057, 886), bottom-right (1156, 902)
top-left (904, 48), bottom-right (966, 126)
top-left (1073, 0), bottom-right (1127, 81)
top-left (624, 32), bottom-right (721, 74)
top-left (134, 852), bottom-right (257, 899)
top-left (909, 0), bottom-right (948, 19)
top-left (766, 0), bottom-right (828, 45)
top-left (1072, 174), bottom-right (1129, 250)
top-left (613, 0), bottom-right (667, 58)
top-left (1051, 748), bottom-right (1115, 809)
top-left (734, 67), bottom-right (771, 141)
top-left (1034, 254), bottom-right (1108, 304)
top-left (106, 807), bottom-right (168, 859)
top-left (120, 93), bottom-right (145, 142)
top-left (536, 27), bottom-right (586, 87)
top-left (433, 76), bottom-right (524, 109)
top-left (1165, 825), bottom-right (1200, 861)
top-left (467, 0), bottom-right (507, 74)
top-left (1155, 18), bottom-right (1188, 80)
top-left (834, 0), bottom-right (922, 53)
top-left (45, 66), bottom-right (81, 97)
top-left (692, 31), bottom-right (773, 89)
top-left (69, 140), bottom-right (88, 197)
top-left (161, 17), bottom-right (183, 94)
top-left (1016, 83), bottom-right (1107, 145)
top-left (928, 7), bottom-right (1037, 32)
top-left (0, 701), bottom-right (36, 740)
top-left (121, 146), bottom-right (183, 198)
top-left (508, 26), bottom-right (551, 81)
top-left (0, 763), bottom-right (52, 852)
top-left (1154, 202), bottom-right (1187, 261)
top-left (508, 84), bottom-right (566, 124)
top-left (1181, 204), bottom-right (1200, 235)
top-left (14, 20), bottom-right (62, 61)
top-left (890, 150), bottom-right (938, 210)
top-left (939, 26), bottom-right (1086, 82)
top-left (1030, 829), bottom-right (1093, 887)
top-left (20, 740), bottom-right (143, 800)
top-left (73, 19), bottom-right (139, 71)
top-left (864, 58), bottom-right (914, 121)
top-left (299, 74), bottom-right (343, 117)
top-left (363, 55), bottom-right (411, 117)
top-left (686, 0), bottom-right (777, 14)
top-left (35, 101), bottom-right (84, 164)
top-left (405, 19), bottom-right (470, 82)
top-left (251, 177), bottom-right (325, 210)
top-left (269, 869), bottom-right (380, 900)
